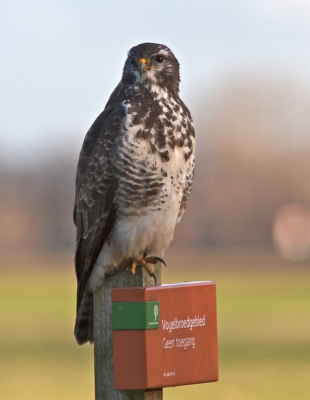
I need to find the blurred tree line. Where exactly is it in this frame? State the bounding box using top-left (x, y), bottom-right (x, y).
top-left (1, 74), bottom-right (310, 253)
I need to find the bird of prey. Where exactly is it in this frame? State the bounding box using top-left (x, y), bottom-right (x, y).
top-left (73, 42), bottom-right (195, 345)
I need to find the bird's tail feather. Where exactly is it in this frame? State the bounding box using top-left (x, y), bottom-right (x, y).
top-left (74, 292), bottom-right (94, 345)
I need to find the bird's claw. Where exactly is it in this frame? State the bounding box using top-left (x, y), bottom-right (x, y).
top-left (150, 273), bottom-right (157, 286)
top-left (130, 255), bottom-right (166, 285)
top-left (153, 256), bottom-right (166, 267)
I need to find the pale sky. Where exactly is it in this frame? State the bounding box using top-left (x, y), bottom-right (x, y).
top-left (1, 0), bottom-right (310, 164)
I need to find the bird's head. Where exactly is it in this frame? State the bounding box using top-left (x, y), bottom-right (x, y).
top-left (122, 43), bottom-right (180, 95)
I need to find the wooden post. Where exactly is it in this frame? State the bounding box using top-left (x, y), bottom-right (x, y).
top-left (93, 264), bottom-right (163, 400)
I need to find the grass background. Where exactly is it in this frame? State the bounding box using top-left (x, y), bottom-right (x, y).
top-left (1, 249), bottom-right (309, 399)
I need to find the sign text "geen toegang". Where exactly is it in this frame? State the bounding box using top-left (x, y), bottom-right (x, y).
top-left (161, 315), bottom-right (206, 351)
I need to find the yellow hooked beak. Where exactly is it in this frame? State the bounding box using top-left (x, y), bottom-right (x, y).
top-left (138, 57), bottom-right (147, 75)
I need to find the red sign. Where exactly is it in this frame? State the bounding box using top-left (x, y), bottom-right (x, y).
top-left (112, 281), bottom-right (218, 389)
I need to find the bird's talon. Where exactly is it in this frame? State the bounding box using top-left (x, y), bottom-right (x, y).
top-left (150, 273), bottom-right (157, 286)
top-left (130, 261), bottom-right (138, 280)
top-left (154, 256), bottom-right (166, 267)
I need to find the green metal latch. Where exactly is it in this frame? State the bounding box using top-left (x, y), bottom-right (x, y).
top-left (112, 301), bottom-right (159, 330)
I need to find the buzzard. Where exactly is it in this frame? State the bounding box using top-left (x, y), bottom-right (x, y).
top-left (73, 43), bottom-right (195, 345)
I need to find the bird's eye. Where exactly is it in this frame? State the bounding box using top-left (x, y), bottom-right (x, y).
top-left (155, 55), bottom-right (164, 63)
top-left (128, 57), bottom-right (135, 65)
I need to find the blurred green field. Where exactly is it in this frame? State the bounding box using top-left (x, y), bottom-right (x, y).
top-left (1, 249), bottom-right (309, 400)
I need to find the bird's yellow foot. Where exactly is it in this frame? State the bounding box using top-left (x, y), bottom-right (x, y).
top-left (130, 256), bottom-right (166, 285)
